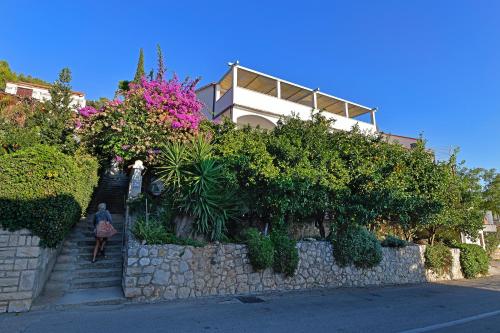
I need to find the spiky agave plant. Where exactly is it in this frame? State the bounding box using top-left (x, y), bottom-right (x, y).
top-left (157, 137), bottom-right (239, 240)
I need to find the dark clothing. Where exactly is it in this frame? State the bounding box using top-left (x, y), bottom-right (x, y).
top-left (94, 210), bottom-right (113, 227)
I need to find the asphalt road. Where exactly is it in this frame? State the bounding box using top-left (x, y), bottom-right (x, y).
top-left (1, 275), bottom-right (499, 333)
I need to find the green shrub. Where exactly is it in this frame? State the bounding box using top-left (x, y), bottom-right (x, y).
top-left (133, 216), bottom-right (170, 245)
top-left (485, 232), bottom-right (500, 257)
top-left (271, 229), bottom-right (299, 276)
top-left (455, 243), bottom-right (489, 279)
top-left (0, 145), bottom-right (99, 247)
top-left (381, 235), bottom-right (408, 248)
top-left (245, 228), bottom-right (274, 270)
top-left (132, 216), bottom-right (205, 247)
top-left (332, 225), bottom-right (383, 268)
top-left (425, 243), bottom-right (452, 275)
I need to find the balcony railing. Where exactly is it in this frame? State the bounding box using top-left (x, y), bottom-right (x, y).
top-left (215, 86), bottom-right (376, 133)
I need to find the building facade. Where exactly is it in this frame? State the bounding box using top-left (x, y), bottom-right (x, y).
top-left (5, 81), bottom-right (86, 109)
top-left (196, 63), bottom-right (377, 133)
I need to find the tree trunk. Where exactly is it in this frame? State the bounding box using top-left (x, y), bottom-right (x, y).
top-left (403, 228), bottom-right (414, 242)
top-left (315, 212), bottom-right (326, 239)
top-left (429, 227), bottom-right (437, 245)
top-left (173, 214), bottom-right (195, 239)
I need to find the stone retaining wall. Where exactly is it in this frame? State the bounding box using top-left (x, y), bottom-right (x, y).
top-left (123, 237), bottom-right (463, 302)
top-left (0, 228), bottom-right (60, 312)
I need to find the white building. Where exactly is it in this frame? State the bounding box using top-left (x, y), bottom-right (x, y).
top-left (5, 81), bottom-right (86, 109)
top-left (196, 62), bottom-right (377, 133)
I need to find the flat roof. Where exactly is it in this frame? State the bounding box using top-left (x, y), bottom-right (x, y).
top-left (211, 64), bottom-right (374, 117)
top-left (6, 81), bottom-right (85, 97)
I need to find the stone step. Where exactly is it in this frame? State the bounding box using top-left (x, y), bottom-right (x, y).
top-left (56, 255), bottom-right (78, 264)
top-left (62, 249), bottom-right (123, 258)
top-left (72, 276), bottom-right (122, 289)
top-left (74, 253), bottom-right (123, 261)
top-left (74, 222), bottom-right (125, 229)
top-left (62, 245), bottom-right (122, 255)
top-left (48, 271), bottom-right (72, 282)
top-left (51, 263), bottom-right (77, 271)
top-left (63, 240), bottom-right (123, 248)
top-left (72, 225), bottom-right (125, 230)
top-left (71, 226), bottom-right (125, 233)
top-left (44, 281), bottom-right (71, 292)
top-left (62, 238), bottom-right (123, 247)
top-left (76, 240), bottom-right (122, 246)
top-left (78, 259), bottom-right (122, 270)
top-left (74, 232), bottom-right (126, 235)
top-left (71, 230), bottom-right (125, 237)
top-left (69, 236), bottom-right (124, 242)
top-left (76, 268), bottom-right (122, 278)
top-left (77, 254), bottom-right (123, 263)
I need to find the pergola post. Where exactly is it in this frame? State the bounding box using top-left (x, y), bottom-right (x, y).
top-left (231, 65), bottom-right (238, 97)
top-left (370, 108), bottom-right (377, 127)
top-left (215, 84), bottom-right (221, 100)
top-left (276, 80), bottom-right (281, 99)
top-left (344, 102), bottom-right (349, 118)
top-left (313, 92), bottom-right (318, 109)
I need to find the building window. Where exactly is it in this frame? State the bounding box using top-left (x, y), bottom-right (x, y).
top-left (16, 87), bottom-right (33, 98)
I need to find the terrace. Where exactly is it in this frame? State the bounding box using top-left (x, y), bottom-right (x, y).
top-left (196, 63), bottom-right (377, 133)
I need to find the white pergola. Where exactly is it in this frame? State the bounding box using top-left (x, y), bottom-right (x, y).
top-left (215, 62), bottom-right (377, 127)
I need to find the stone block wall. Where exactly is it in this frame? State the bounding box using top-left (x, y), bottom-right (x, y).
top-left (123, 238), bottom-right (463, 302)
top-left (0, 228), bottom-right (60, 312)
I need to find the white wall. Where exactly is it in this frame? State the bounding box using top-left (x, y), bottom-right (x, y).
top-left (195, 85), bottom-right (215, 119)
top-left (4, 82), bottom-right (86, 109)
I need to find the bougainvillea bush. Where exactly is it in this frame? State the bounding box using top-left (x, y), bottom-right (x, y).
top-left (77, 75), bottom-right (203, 165)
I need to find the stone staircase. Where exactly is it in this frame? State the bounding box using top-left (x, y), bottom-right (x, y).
top-left (42, 214), bottom-right (124, 294)
top-left (34, 172), bottom-right (130, 309)
top-left (88, 172), bottom-right (129, 214)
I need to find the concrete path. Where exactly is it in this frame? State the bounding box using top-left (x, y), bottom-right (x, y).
top-left (1, 275), bottom-right (500, 333)
top-left (490, 260), bottom-right (500, 276)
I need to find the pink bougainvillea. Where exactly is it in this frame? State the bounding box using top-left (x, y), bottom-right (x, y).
top-left (76, 75), bottom-right (203, 165)
top-left (78, 106), bottom-right (100, 118)
top-left (127, 76), bottom-right (202, 131)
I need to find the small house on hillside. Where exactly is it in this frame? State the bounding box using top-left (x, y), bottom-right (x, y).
top-left (4, 81), bottom-right (86, 109)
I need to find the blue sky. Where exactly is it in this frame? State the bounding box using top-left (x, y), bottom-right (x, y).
top-left (2, 1), bottom-right (499, 169)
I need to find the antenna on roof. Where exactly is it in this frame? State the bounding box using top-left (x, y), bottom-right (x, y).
top-left (227, 60), bottom-right (240, 67)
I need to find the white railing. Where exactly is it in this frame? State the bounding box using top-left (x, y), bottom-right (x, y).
top-left (231, 87), bottom-right (376, 134)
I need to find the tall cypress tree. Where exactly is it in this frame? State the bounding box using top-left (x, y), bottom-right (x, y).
top-left (156, 44), bottom-right (166, 81)
top-left (133, 48), bottom-right (145, 82)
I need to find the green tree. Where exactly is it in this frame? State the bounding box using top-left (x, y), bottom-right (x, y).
top-left (0, 60), bottom-right (49, 90)
top-left (156, 44), bottom-right (166, 81)
top-left (480, 169), bottom-right (500, 215)
top-left (116, 80), bottom-right (130, 95)
top-left (86, 97), bottom-right (109, 110)
top-left (266, 114), bottom-right (348, 236)
top-left (413, 157), bottom-right (484, 245)
top-left (0, 61), bottom-right (17, 90)
top-left (133, 48), bottom-right (145, 83)
top-left (33, 68), bottom-right (76, 152)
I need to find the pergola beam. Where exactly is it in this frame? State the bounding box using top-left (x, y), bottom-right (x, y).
top-left (243, 74), bottom-right (260, 88)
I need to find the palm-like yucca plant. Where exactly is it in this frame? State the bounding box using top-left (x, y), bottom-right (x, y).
top-left (156, 137), bottom-right (239, 240)
top-left (156, 142), bottom-right (188, 190)
top-left (189, 135), bottom-right (212, 162)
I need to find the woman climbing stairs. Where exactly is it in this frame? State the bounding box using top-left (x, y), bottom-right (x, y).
top-left (34, 172), bottom-right (129, 309)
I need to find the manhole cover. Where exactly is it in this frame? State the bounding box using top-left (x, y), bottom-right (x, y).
top-left (237, 296), bottom-right (264, 304)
